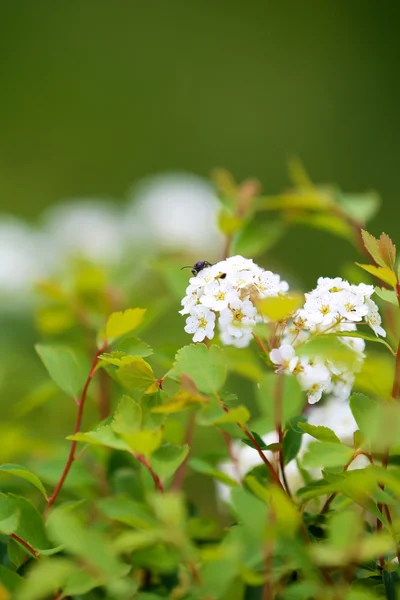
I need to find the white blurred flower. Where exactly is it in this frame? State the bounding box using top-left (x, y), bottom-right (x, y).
top-left (0, 217), bottom-right (53, 298)
top-left (298, 362), bottom-right (332, 404)
top-left (124, 173), bottom-right (223, 254)
top-left (270, 344), bottom-right (298, 373)
top-left (184, 305), bottom-right (216, 342)
top-left (42, 200), bottom-right (124, 264)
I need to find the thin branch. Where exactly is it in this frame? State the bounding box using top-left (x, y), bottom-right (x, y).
top-left (44, 341), bottom-right (108, 515)
top-left (136, 454), bottom-right (164, 493)
top-left (171, 412), bottom-right (196, 491)
top-left (10, 533), bottom-right (40, 558)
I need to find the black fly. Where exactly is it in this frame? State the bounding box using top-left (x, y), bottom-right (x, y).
top-left (181, 261), bottom-right (226, 279)
top-left (181, 261), bottom-right (213, 277)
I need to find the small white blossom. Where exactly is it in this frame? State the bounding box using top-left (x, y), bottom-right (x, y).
top-left (298, 362), bottom-right (332, 404)
top-left (200, 280), bottom-right (233, 311)
top-left (337, 290), bottom-right (369, 322)
top-left (219, 297), bottom-right (257, 338)
top-left (179, 285), bottom-right (201, 315)
top-left (270, 344), bottom-right (299, 373)
top-left (365, 299), bottom-right (386, 337)
top-left (184, 305), bottom-right (216, 342)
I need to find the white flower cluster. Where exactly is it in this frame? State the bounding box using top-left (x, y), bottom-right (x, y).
top-left (179, 256), bottom-right (289, 346)
top-left (270, 277), bottom-right (385, 404)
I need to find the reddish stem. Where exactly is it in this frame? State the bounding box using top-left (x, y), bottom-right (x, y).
top-left (45, 341), bottom-right (108, 514)
top-left (136, 454), bottom-right (164, 492)
top-left (11, 533), bottom-right (40, 558)
top-left (171, 412), bottom-right (196, 491)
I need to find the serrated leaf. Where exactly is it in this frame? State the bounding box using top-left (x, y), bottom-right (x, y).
top-left (112, 395), bottom-right (141, 435)
top-left (151, 443), bottom-right (189, 479)
top-left (257, 293), bottom-right (304, 322)
top-left (356, 263), bottom-right (397, 287)
top-left (0, 464), bottom-right (48, 499)
top-left (297, 422), bottom-right (340, 444)
top-left (35, 344), bottom-right (89, 398)
top-left (378, 232), bottom-right (396, 270)
top-left (105, 308), bottom-right (146, 341)
top-left (168, 344), bottom-right (227, 394)
top-left (302, 441), bottom-right (353, 468)
top-left (123, 429), bottom-right (163, 456)
top-left (114, 337), bottom-right (153, 357)
top-left (68, 426), bottom-right (130, 451)
top-left (361, 230), bottom-right (386, 267)
top-left (117, 358), bottom-right (157, 398)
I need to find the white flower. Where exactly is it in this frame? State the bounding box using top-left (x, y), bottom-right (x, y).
top-left (224, 255), bottom-right (258, 273)
top-left (189, 264), bottom-right (220, 289)
top-left (225, 269), bottom-right (255, 289)
top-left (219, 328), bottom-right (253, 348)
top-left (365, 299), bottom-right (386, 337)
top-left (351, 283), bottom-right (374, 299)
top-left (315, 277), bottom-right (350, 295)
top-left (302, 295), bottom-right (340, 327)
top-left (337, 290), bottom-right (369, 322)
top-left (184, 305), bottom-right (216, 342)
top-left (256, 270), bottom-right (288, 297)
top-left (179, 285), bottom-right (201, 315)
top-left (219, 297), bottom-right (257, 338)
top-left (270, 344), bottom-right (299, 373)
top-left (298, 363), bottom-right (332, 404)
top-left (200, 280), bottom-right (233, 310)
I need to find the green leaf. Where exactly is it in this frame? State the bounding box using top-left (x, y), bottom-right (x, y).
top-left (0, 494), bottom-right (51, 556)
top-left (67, 426), bottom-right (130, 451)
top-left (0, 464), bottom-right (48, 499)
top-left (233, 218), bottom-right (286, 258)
top-left (212, 405), bottom-right (250, 425)
top-left (168, 344), bottom-right (227, 394)
top-left (350, 393), bottom-right (377, 435)
top-left (242, 430), bottom-right (272, 451)
top-left (98, 497), bottom-right (156, 529)
top-left (374, 286), bottom-right (398, 306)
top-left (189, 458), bottom-right (240, 487)
top-left (112, 395), bottom-right (141, 435)
top-left (361, 230), bottom-right (387, 267)
top-left (0, 509), bottom-right (19, 535)
top-left (383, 571), bottom-right (399, 600)
top-left (283, 416), bottom-right (307, 464)
top-left (114, 337), bottom-right (153, 357)
top-left (105, 307), bottom-right (146, 341)
top-left (302, 442), bottom-right (353, 469)
top-left (123, 429), bottom-right (163, 456)
top-left (151, 443), bottom-right (189, 479)
top-left (230, 487), bottom-right (267, 539)
top-left (117, 357), bottom-right (157, 398)
top-left (297, 422), bottom-right (340, 444)
top-left (35, 344), bottom-right (89, 398)
top-left (0, 564), bottom-right (23, 593)
top-left (14, 558), bottom-right (75, 600)
top-left (356, 263), bottom-right (397, 288)
top-left (257, 293), bottom-right (304, 322)
top-left (47, 510), bottom-right (126, 580)
top-left (245, 476), bottom-right (301, 535)
top-left (356, 350), bottom-right (394, 399)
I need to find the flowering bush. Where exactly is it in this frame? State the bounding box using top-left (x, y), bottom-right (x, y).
top-left (2, 166), bottom-right (400, 600)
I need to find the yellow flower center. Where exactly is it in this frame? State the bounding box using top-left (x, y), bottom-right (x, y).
top-left (345, 303), bottom-right (355, 312)
top-left (329, 287), bottom-right (342, 292)
top-left (198, 317), bottom-right (207, 329)
top-left (320, 305), bottom-right (330, 315)
top-left (215, 291), bottom-right (225, 301)
top-left (233, 309), bottom-right (244, 322)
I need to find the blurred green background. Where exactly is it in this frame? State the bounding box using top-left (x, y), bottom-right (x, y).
top-left (1, 1), bottom-right (398, 248)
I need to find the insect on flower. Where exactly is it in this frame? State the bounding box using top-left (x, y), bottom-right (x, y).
top-left (181, 261), bottom-right (213, 277)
